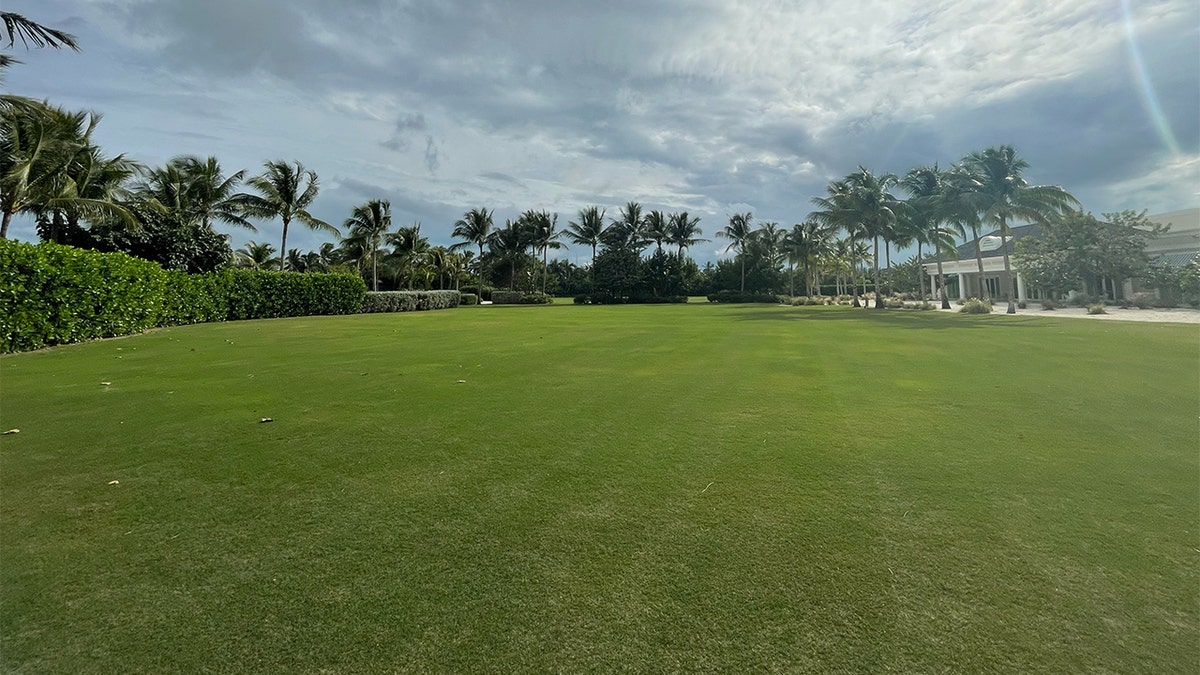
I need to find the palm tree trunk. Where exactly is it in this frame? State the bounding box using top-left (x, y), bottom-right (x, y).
top-left (999, 217), bottom-right (1015, 313)
top-left (372, 245), bottom-right (379, 291)
top-left (739, 251), bottom-right (746, 293)
top-left (788, 260), bottom-right (795, 297)
top-left (916, 241), bottom-right (925, 299)
top-left (936, 249), bottom-right (950, 310)
top-left (971, 225), bottom-right (986, 300)
top-left (279, 218), bottom-right (290, 271)
top-left (849, 236), bottom-right (860, 307)
top-left (873, 235), bottom-right (883, 309)
top-left (0, 210), bottom-right (11, 239)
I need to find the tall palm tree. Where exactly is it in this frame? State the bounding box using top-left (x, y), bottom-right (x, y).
top-left (816, 168), bottom-right (904, 309)
top-left (488, 219), bottom-right (529, 290)
top-left (810, 179), bottom-right (865, 306)
top-left (566, 205), bottom-right (606, 267)
top-left (235, 160), bottom-right (337, 270)
top-left (451, 207), bottom-right (493, 298)
top-left (524, 209), bottom-right (563, 293)
top-left (603, 201), bottom-right (647, 250)
top-left (342, 199), bottom-right (392, 290)
top-left (644, 210), bottom-right (668, 253)
top-left (666, 211), bottom-right (705, 257)
top-left (133, 155), bottom-right (252, 231)
top-left (719, 212), bottom-right (755, 293)
top-left (784, 220), bottom-right (835, 297)
top-left (387, 222), bottom-right (430, 289)
top-left (958, 145), bottom-right (1079, 312)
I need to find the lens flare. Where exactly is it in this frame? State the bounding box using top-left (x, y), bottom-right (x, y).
top-left (1121, 0), bottom-right (1181, 155)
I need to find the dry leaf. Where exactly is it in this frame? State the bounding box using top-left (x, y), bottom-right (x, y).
top-left (259, 417), bottom-right (274, 423)
top-left (2, 429), bottom-right (18, 435)
top-left (107, 480), bottom-right (119, 485)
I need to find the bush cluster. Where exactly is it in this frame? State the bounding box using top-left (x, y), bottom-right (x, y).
top-left (1039, 298), bottom-right (1057, 310)
top-left (362, 290), bottom-right (462, 313)
top-left (959, 297), bottom-right (992, 314)
top-left (1, 240), bottom-right (367, 352)
top-left (460, 286), bottom-right (492, 302)
top-left (460, 293), bottom-right (478, 306)
top-left (706, 291), bottom-right (783, 304)
top-left (1087, 304), bottom-right (1108, 315)
top-left (2, 240), bottom-right (167, 352)
top-left (491, 290), bottom-right (553, 305)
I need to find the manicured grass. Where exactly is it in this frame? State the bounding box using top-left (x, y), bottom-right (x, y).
top-left (2, 304), bottom-right (1196, 672)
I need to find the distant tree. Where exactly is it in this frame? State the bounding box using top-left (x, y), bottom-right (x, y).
top-left (342, 199), bottom-right (392, 290)
top-left (451, 207), bottom-right (493, 299)
top-left (718, 212), bottom-right (754, 292)
top-left (235, 160), bottom-right (337, 270)
top-left (236, 241), bottom-right (278, 269)
top-left (666, 211), bottom-right (705, 257)
top-left (592, 245), bottom-right (643, 302)
top-left (603, 201), bottom-right (648, 251)
top-left (566, 206), bottom-right (606, 266)
top-left (644, 210), bottom-right (668, 253)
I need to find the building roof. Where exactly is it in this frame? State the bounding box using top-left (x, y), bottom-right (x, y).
top-left (951, 223), bottom-right (1040, 260)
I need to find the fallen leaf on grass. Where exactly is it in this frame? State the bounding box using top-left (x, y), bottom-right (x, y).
top-left (259, 417), bottom-right (274, 423)
top-left (108, 480), bottom-right (119, 486)
top-left (100, 382), bottom-right (111, 386)
top-left (456, 380), bottom-right (467, 384)
top-left (2, 429), bottom-right (18, 435)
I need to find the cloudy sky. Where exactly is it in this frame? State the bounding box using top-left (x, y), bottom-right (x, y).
top-left (7, 0), bottom-right (1198, 263)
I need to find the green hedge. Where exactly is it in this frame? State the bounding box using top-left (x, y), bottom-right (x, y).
top-left (706, 291), bottom-right (784, 304)
top-left (1, 240), bottom-right (367, 352)
top-left (362, 290), bottom-right (462, 313)
top-left (492, 291), bottom-right (553, 305)
top-left (2, 240), bottom-right (167, 352)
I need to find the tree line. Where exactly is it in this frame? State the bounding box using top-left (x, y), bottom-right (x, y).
top-left (9, 11), bottom-right (1187, 309)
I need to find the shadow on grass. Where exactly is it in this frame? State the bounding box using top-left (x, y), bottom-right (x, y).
top-left (726, 306), bottom-right (1049, 330)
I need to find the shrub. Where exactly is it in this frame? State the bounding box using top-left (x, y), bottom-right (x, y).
top-left (1087, 304), bottom-right (1107, 315)
top-left (461, 286), bottom-right (492, 302)
top-left (919, 301), bottom-right (935, 310)
top-left (491, 290), bottom-right (524, 305)
top-left (225, 270), bottom-right (366, 320)
top-left (884, 297), bottom-right (905, 309)
top-left (573, 295), bottom-right (590, 305)
top-left (161, 269), bottom-right (230, 326)
top-left (460, 293), bottom-right (478, 306)
top-left (2, 240), bottom-right (169, 352)
top-left (706, 290), bottom-right (783, 304)
top-left (959, 297), bottom-right (992, 314)
top-left (362, 290), bottom-right (461, 313)
top-left (1129, 292), bottom-right (1155, 309)
top-left (1040, 298), bottom-right (1057, 310)
top-left (520, 292), bottom-right (553, 305)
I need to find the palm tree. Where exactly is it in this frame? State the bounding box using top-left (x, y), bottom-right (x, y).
top-left (901, 164), bottom-right (965, 307)
top-left (666, 211), bottom-right (705, 257)
top-left (718, 212), bottom-right (754, 292)
top-left (811, 178), bottom-right (863, 306)
top-left (133, 155), bottom-right (252, 231)
top-left (236, 241), bottom-right (278, 269)
top-left (524, 209), bottom-right (563, 293)
top-left (235, 160), bottom-right (337, 270)
top-left (603, 201), bottom-right (647, 250)
top-left (644, 210), bottom-right (668, 253)
top-left (957, 145), bottom-right (1080, 312)
top-left (342, 199), bottom-right (392, 290)
top-left (386, 222), bottom-right (430, 289)
top-left (816, 168), bottom-right (904, 309)
top-left (566, 205), bottom-right (606, 267)
top-left (784, 220), bottom-right (835, 297)
top-left (488, 219), bottom-right (529, 290)
top-left (451, 207), bottom-right (493, 298)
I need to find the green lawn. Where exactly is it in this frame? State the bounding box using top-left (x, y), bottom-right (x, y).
top-left (2, 304), bottom-right (1196, 672)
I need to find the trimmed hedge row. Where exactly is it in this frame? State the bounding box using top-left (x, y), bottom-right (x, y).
top-left (362, 290), bottom-right (462, 313)
top-left (492, 291), bottom-right (553, 305)
top-left (3, 239), bottom-right (168, 352)
top-left (706, 291), bottom-right (784, 304)
top-left (2, 240), bottom-right (367, 352)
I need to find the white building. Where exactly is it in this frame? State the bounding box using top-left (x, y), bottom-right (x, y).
top-left (922, 208), bottom-right (1200, 303)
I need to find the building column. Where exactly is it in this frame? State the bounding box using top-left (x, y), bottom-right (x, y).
top-left (958, 273), bottom-right (968, 299)
top-left (1016, 274), bottom-right (1027, 306)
